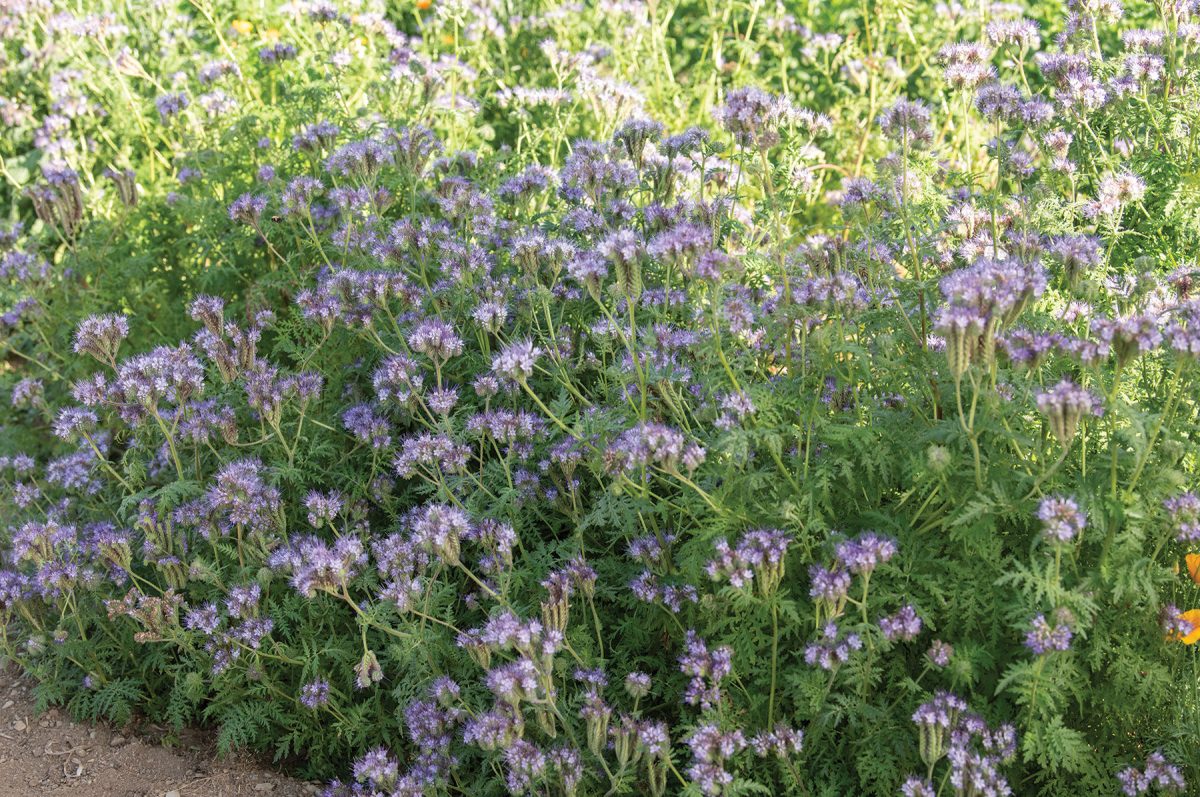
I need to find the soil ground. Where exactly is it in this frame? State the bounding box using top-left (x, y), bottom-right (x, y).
top-left (0, 664), bottom-right (320, 797)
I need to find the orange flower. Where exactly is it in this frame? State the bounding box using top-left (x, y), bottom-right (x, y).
top-left (1178, 609), bottom-right (1200, 645)
top-left (416, 0), bottom-right (433, 9)
top-left (1187, 553), bottom-right (1200, 585)
top-left (230, 19), bottom-right (253, 36)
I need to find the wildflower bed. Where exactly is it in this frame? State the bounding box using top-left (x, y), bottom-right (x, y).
top-left (2, 0), bottom-right (1200, 795)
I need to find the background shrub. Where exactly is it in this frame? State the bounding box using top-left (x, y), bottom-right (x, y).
top-left (2, 1), bottom-right (1200, 795)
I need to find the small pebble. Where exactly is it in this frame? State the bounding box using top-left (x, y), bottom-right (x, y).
top-left (255, 783), bottom-right (276, 792)
top-left (109, 734), bottom-right (127, 748)
top-left (165, 790), bottom-right (181, 797)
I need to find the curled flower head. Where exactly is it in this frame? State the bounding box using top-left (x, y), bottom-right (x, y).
top-left (1036, 379), bottom-right (1102, 447)
top-left (53, 407), bottom-right (97, 441)
top-left (354, 649), bottom-right (383, 689)
top-left (1118, 750), bottom-right (1187, 796)
top-left (300, 679), bottom-right (330, 709)
top-left (408, 318), bottom-right (464, 364)
top-left (927, 640), bottom-right (953, 668)
top-left (1037, 496), bottom-right (1086, 545)
top-left (804, 621), bottom-right (862, 671)
top-left (1024, 612), bottom-right (1073, 654)
top-left (74, 314), bottom-right (129, 365)
top-left (878, 98), bottom-right (932, 146)
top-left (715, 86), bottom-right (790, 150)
top-left (492, 339), bottom-right (540, 383)
top-left (706, 528), bottom-right (790, 596)
top-left (1164, 492), bottom-right (1200, 543)
top-left (229, 192), bottom-right (268, 225)
top-left (834, 532), bottom-right (897, 576)
top-left (880, 605), bottom-right (923, 642)
top-left (115, 344), bottom-right (205, 410)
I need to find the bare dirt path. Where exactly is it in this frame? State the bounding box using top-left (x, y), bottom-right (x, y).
top-left (0, 665), bottom-right (320, 797)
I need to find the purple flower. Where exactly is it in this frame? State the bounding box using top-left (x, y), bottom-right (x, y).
top-left (492, 339), bottom-right (540, 382)
top-left (1160, 604), bottom-right (1195, 638)
top-left (462, 705), bottom-right (521, 751)
top-left (53, 407), bottom-right (97, 441)
top-left (939, 43), bottom-right (995, 90)
top-left (567, 250), bottom-right (608, 298)
top-left (630, 570), bottom-right (697, 613)
top-left (1036, 379), bottom-right (1103, 445)
top-left (706, 529), bottom-right (790, 593)
top-left (372, 354), bottom-right (423, 406)
top-left (624, 671), bottom-right (651, 699)
top-left (352, 746), bottom-right (397, 788)
top-left (880, 605), bottom-right (923, 642)
top-left (274, 534), bottom-right (365, 597)
top-left (1091, 312), bottom-right (1162, 365)
top-left (408, 318), bottom-right (464, 364)
top-left (986, 18), bottom-right (1041, 49)
top-left (229, 192), bottom-right (268, 225)
top-left (834, 532), bottom-right (897, 575)
top-left (804, 621), bottom-right (862, 670)
top-left (497, 165), bottom-right (554, 203)
top-left (1087, 171), bottom-right (1146, 218)
top-left (1164, 492), bottom-right (1200, 542)
top-left (486, 658), bottom-right (541, 705)
top-left (809, 564), bottom-right (851, 613)
top-left (1047, 234), bottom-right (1103, 282)
top-left (73, 314), bottom-right (129, 364)
top-left (155, 92), bottom-right (188, 121)
top-left (750, 726), bottom-right (803, 758)
top-left (1118, 751), bottom-right (1187, 796)
top-left (304, 491), bottom-right (344, 529)
top-left (11, 378), bottom-right (44, 409)
top-left (300, 679), bottom-right (330, 709)
top-left (259, 43), bottom-right (298, 63)
top-left (503, 739), bottom-right (547, 795)
top-left (198, 59), bottom-right (239, 85)
top-left (114, 344), bottom-right (205, 411)
top-left (206, 458), bottom-right (281, 535)
top-left (342, 403), bottom-right (392, 449)
top-left (232, 616), bottom-right (273, 649)
top-left (394, 433), bottom-right (469, 479)
top-left (901, 777), bottom-right (936, 797)
top-left (715, 87), bottom-right (790, 150)
top-left (410, 503), bottom-right (470, 566)
top-left (878, 98), bottom-right (932, 146)
top-left (606, 422), bottom-right (705, 474)
top-left (224, 583), bottom-right (261, 620)
top-left (913, 693), bottom-right (1016, 793)
top-left (975, 83), bottom-right (1023, 122)
top-left (293, 120), bottom-right (341, 152)
top-left (404, 688), bottom-right (462, 770)
top-left (184, 602), bottom-right (220, 635)
top-left (679, 631), bottom-right (733, 710)
top-left (686, 723), bottom-right (746, 796)
top-left (927, 640), bottom-right (953, 668)
top-left (372, 534), bottom-right (430, 613)
top-left (1038, 496), bottom-right (1086, 544)
top-left (325, 137), bottom-right (394, 179)
top-left (1024, 611), bottom-right (1073, 655)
